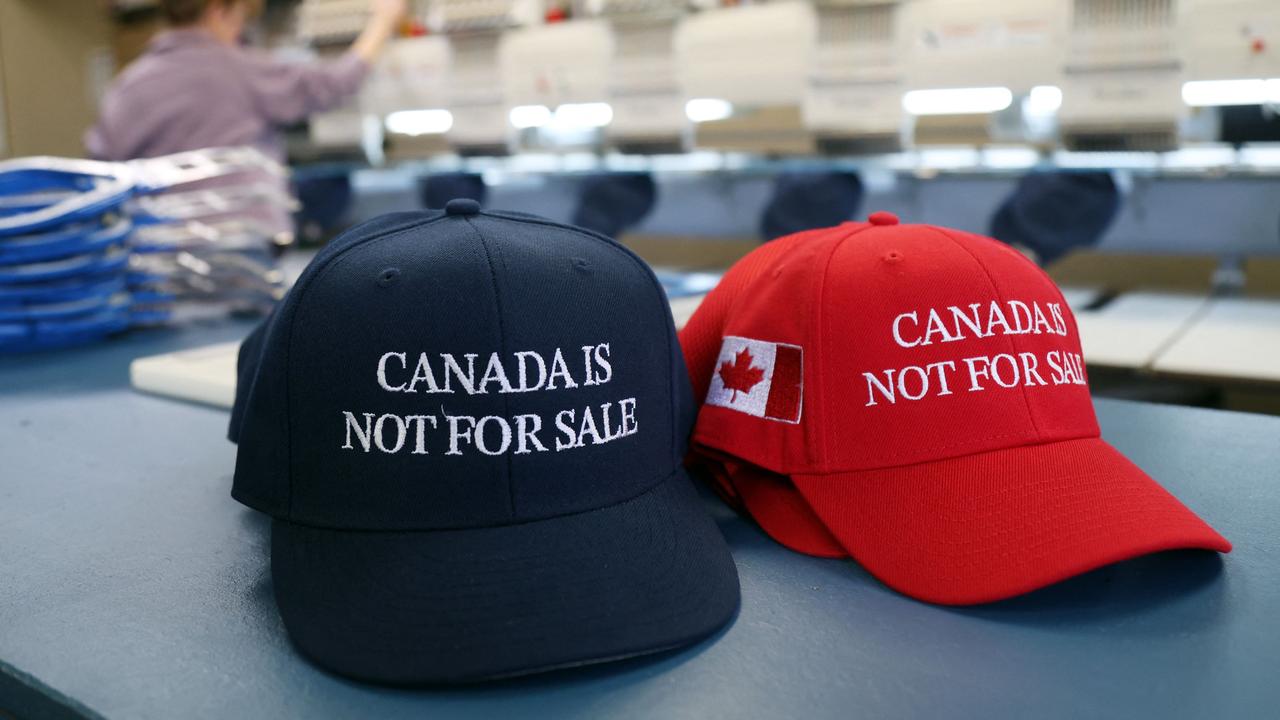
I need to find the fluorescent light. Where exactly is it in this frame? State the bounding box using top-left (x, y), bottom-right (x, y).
top-left (918, 147), bottom-right (981, 169)
top-left (685, 98), bottom-right (733, 123)
top-left (1052, 150), bottom-right (1158, 170)
top-left (683, 272), bottom-right (722, 293)
top-left (1182, 79), bottom-right (1280, 107)
top-left (509, 104), bottom-right (552, 129)
top-left (550, 102), bottom-right (613, 129)
top-left (981, 147), bottom-right (1040, 169)
top-left (1161, 146), bottom-right (1236, 168)
top-left (902, 87), bottom-right (1013, 116)
top-left (1239, 145), bottom-right (1280, 167)
top-left (1024, 85), bottom-right (1063, 117)
top-left (384, 109), bottom-right (453, 136)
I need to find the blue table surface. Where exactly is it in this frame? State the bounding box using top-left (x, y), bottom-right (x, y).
top-left (1, 319), bottom-right (1279, 720)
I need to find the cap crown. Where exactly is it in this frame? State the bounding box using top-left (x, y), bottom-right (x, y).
top-left (233, 210), bottom-right (690, 530)
top-left (690, 221), bottom-right (1099, 474)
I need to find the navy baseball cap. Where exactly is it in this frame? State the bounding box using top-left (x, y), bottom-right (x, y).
top-left (419, 172), bottom-right (487, 210)
top-left (759, 171), bottom-right (863, 241)
top-left (571, 172), bottom-right (658, 239)
top-left (989, 171), bottom-right (1121, 264)
top-left (230, 200), bottom-right (740, 684)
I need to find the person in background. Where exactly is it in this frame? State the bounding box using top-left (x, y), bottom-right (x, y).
top-left (88, 0), bottom-right (406, 163)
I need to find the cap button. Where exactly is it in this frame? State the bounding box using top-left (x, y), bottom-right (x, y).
top-left (445, 198), bottom-right (481, 216)
top-left (868, 211), bottom-right (899, 226)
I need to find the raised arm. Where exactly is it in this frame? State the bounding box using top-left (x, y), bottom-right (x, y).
top-left (246, 0), bottom-right (407, 125)
top-left (351, 0), bottom-right (408, 64)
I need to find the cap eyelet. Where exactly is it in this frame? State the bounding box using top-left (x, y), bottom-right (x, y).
top-left (883, 251), bottom-right (904, 264)
top-left (571, 258), bottom-right (592, 274)
top-left (377, 268), bottom-right (401, 287)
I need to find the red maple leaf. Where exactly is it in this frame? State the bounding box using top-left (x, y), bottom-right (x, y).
top-left (718, 347), bottom-right (765, 402)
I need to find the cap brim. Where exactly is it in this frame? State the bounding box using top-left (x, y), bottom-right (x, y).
top-left (270, 470), bottom-right (740, 685)
top-left (690, 445), bottom-right (845, 558)
top-left (792, 437), bottom-right (1231, 606)
top-left (228, 318), bottom-right (269, 444)
top-left (724, 460), bottom-right (847, 559)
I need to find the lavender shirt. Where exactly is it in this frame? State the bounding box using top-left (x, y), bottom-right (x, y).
top-left (86, 29), bottom-right (368, 163)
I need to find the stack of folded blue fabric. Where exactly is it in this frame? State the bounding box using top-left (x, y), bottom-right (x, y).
top-left (0, 148), bottom-right (289, 353)
top-left (0, 161), bottom-right (152, 353)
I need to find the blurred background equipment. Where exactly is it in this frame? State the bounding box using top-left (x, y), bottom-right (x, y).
top-left (1058, 0), bottom-right (1184, 151)
top-left (419, 170), bottom-right (487, 209)
top-left (674, 1), bottom-right (818, 154)
top-left (988, 170), bottom-right (1121, 264)
top-left (0, 159), bottom-right (134, 352)
top-left (901, 0), bottom-right (1067, 146)
top-left (759, 171), bottom-right (865, 241)
top-left (0, 148), bottom-right (289, 352)
top-left (571, 171), bottom-right (657, 238)
top-left (500, 18), bottom-right (615, 152)
top-left (596, 0), bottom-right (686, 153)
top-left (806, 0), bottom-right (909, 154)
top-left (1, 0), bottom-right (1277, 412)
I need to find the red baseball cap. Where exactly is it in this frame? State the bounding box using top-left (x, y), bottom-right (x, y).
top-left (680, 212), bottom-right (1230, 605)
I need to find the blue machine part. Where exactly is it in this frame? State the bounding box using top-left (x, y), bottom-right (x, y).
top-left (294, 166), bottom-right (354, 238)
top-left (129, 306), bottom-right (174, 326)
top-left (0, 216), bottom-right (132, 266)
top-left (0, 292), bottom-right (130, 323)
top-left (125, 270), bottom-right (168, 286)
top-left (0, 247), bottom-right (129, 284)
top-left (0, 169), bottom-right (101, 196)
top-left (0, 273), bottom-right (127, 306)
top-left (129, 242), bottom-right (188, 255)
top-left (128, 289), bottom-right (177, 305)
top-left (0, 190), bottom-right (80, 217)
top-left (571, 173), bottom-right (656, 240)
top-left (0, 150), bottom-right (291, 350)
top-left (989, 171), bottom-right (1122, 265)
top-left (0, 300), bottom-right (132, 353)
top-left (0, 158), bottom-right (136, 237)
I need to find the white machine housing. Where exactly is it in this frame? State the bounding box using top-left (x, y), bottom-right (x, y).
top-left (295, 0), bottom-right (372, 43)
top-left (445, 33), bottom-right (511, 152)
top-left (429, 0), bottom-right (540, 31)
top-left (497, 20), bottom-right (616, 150)
top-left (674, 1), bottom-right (818, 152)
top-left (498, 20), bottom-right (615, 108)
top-left (674, 1), bottom-right (817, 107)
top-left (431, 0), bottom-right (540, 152)
top-left (899, 0), bottom-right (1067, 145)
top-left (605, 18), bottom-right (686, 150)
top-left (902, 0), bottom-right (1067, 93)
top-left (1058, 0), bottom-right (1185, 150)
top-left (361, 36), bottom-right (454, 117)
top-left (805, 0), bottom-right (909, 152)
top-left (1180, 0), bottom-right (1280, 81)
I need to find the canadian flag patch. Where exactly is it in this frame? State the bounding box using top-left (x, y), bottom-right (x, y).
top-left (706, 336), bottom-right (803, 423)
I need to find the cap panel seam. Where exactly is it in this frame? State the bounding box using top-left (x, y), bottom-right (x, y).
top-left (484, 211), bottom-right (680, 473)
top-left (462, 216), bottom-right (518, 520)
top-left (283, 216), bottom-right (450, 519)
top-left (814, 223), bottom-right (886, 471)
top-left (1021, 243), bottom-right (1093, 388)
top-left (926, 226), bottom-right (1044, 441)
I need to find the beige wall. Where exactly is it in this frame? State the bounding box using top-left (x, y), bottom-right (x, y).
top-left (0, 0), bottom-right (113, 158)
